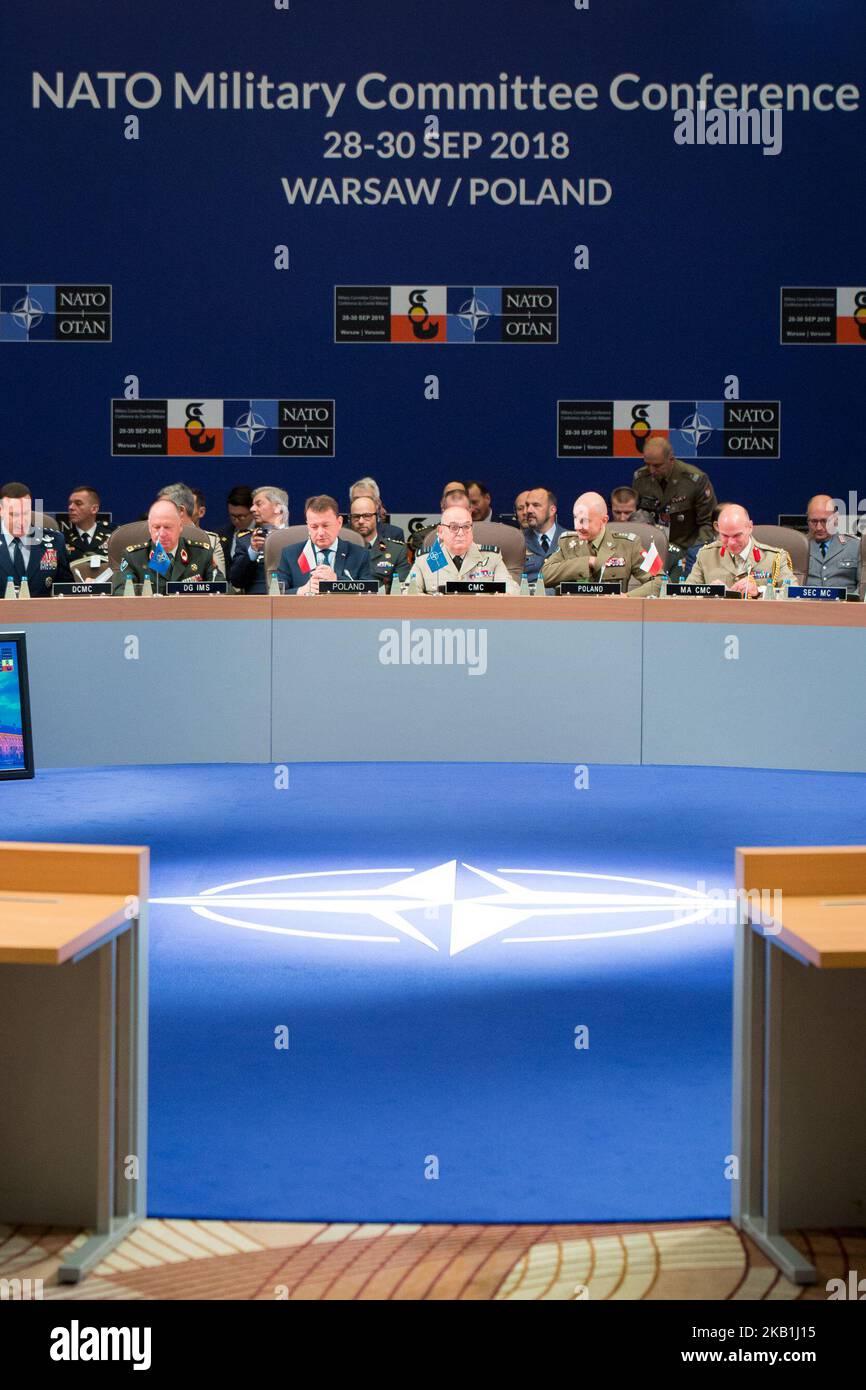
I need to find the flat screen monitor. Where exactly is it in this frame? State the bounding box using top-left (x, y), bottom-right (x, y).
top-left (0, 632), bottom-right (34, 780)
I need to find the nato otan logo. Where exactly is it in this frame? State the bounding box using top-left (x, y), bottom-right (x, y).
top-left (334, 285), bottom-right (558, 343)
top-left (0, 284), bottom-right (111, 341)
top-left (151, 862), bottom-right (725, 957)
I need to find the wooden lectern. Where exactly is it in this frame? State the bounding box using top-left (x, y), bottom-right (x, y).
top-left (733, 845), bottom-right (866, 1282)
top-left (0, 841), bottom-right (149, 1283)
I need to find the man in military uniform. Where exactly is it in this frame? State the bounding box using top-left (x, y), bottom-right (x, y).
top-left (805, 494), bottom-right (861, 594)
top-left (610, 486), bottom-right (655, 526)
top-left (406, 504), bottom-right (518, 593)
top-left (686, 504), bottom-right (795, 595)
top-left (347, 496), bottom-right (410, 589)
top-left (542, 491), bottom-right (664, 597)
top-left (62, 486), bottom-right (114, 563)
top-left (0, 480), bottom-right (73, 596)
top-left (112, 499), bottom-right (219, 593)
top-left (407, 483), bottom-right (471, 558)
top-left (157, 482), bottom-right (226, 576)
top-left (632, 437), bottom-right (717, 550)
top-left (349, 477), bottom-right (404, 543)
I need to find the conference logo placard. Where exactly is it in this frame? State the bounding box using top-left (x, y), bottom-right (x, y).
top-left (781, 286), bottom-right (866, 344)
top-left (334, 285), bottom-right (558, 343)
top-left (557, 400), bottom-right (781, 459)
top-left (151, 861), bottom-right (721, 959)
top-left (111, 398), bottom-right (335, 457)
top-left (0, 283), bottom-right (111, 341)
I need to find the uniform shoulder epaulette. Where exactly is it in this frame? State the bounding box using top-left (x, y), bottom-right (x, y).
top-left (478, 543), bottom-right (501, 553)
top-left (126, 542), bottom-right (142, 552)
top-left (611, 530), bottom-right (637, 542)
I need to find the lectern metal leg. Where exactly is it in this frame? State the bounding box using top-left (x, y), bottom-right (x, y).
top-left (739, 1217), bottom-right (816, 1285)
top-left (731, 913), bottom-right (816, 1284)
top-left (58, 1214), bottom-right (144, 1284)
top-left (59, 911), bottom-right (148, 1284)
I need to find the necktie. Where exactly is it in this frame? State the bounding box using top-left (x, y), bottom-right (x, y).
top-left (11, 538), bottom-right (26, 581)
top-left (819, 540), bottom-right (828, 557)
top-left (540, 534), bottom-right (550, 553)
top-left (318, 549), bottom-right (330, 567)
top-left (452, 554), bottom-right (463, 572)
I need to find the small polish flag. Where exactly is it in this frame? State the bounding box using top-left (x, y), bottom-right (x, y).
top-left (298, 539), bottom-right (317, 575)
top-left (640, 541), bottom-right (663, 575)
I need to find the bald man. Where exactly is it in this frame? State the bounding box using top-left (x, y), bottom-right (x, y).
top-left (632, 436), bottom-right (717, 551)
top-left (112, 499), bottom-right (219, 593)
top-left (686, 504), bottom-right (795, 596)
top-left (805, 494), bottom-right (860, 593)
top-left (541, 491), bottom-right (663, 596)
top-left (405, 505), bottom-right (517, 592)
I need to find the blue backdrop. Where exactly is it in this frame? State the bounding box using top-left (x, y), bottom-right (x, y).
top-left (2, 1), bottom-right (864, 525)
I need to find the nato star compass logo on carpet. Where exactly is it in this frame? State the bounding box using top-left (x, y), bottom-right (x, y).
top-left (151, 862), bottom-right (719, 956)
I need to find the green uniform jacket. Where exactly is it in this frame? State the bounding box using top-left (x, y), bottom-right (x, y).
top-left (631, 457), bottom-right (717, 549)
top-left (366, 535), bottom-right (411, 588)
top-left (112, 539), bottom-right (219, 593)
top-left (541, 526), bottom-right (663, 597)
top-left (686, 540), bottom-right (795, 590)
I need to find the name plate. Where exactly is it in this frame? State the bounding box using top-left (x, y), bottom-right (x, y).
top-left (667, 583), bottom-right (734, 599)
top-left (318, 579), bottom-right (380, 594)
top-left (558, 582), bottom-right (623, 596)
top-left (52, 582), bottom-right (112, 597)
top-left (444, 581), bottom-right (507, 594)
top-left (786, 585), bottom-right (846, 602)
top-left (165, 580), bottom-right (228, 595)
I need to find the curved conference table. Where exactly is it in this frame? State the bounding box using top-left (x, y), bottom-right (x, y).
top-left (8, 593), bottom-right (866, 771)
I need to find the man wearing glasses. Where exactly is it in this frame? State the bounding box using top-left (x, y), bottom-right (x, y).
top-left (405, 505), bottom-right (517, 593)
top-left (348, 497), bottom-right (411, 589)
top-left (805, 494), bottom-right (860, 594)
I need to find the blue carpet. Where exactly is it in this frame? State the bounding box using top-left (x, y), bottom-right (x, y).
top-left (5, 762), bottom-right (866, 1223)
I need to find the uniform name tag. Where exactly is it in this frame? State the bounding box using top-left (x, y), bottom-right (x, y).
top-left (165, 580), bottom-right (228, 595)
top-left (444, 581), bottom-right (507, 594)
top-left (668, 583), bottom-right (733, 598)
top-left (558, 581), bottom-right (623, 595)
top-left (318, 579), bottom-right (380, 594)
top-left (51, 582), bottom-right (112, 597)
top-left (787, 585), bottom-right (846, 601)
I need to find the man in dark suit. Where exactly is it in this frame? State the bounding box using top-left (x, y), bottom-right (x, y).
top-left (522, 486), bottom-right (565, 582)
top-left (215, 483), bottom-right (254, 572)
top-left (0, 480), bottom-right (73, 596)
top-left (230, 485), bottom-right (289, 594)
top-left (276, 494), bottom-right (373, 594)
